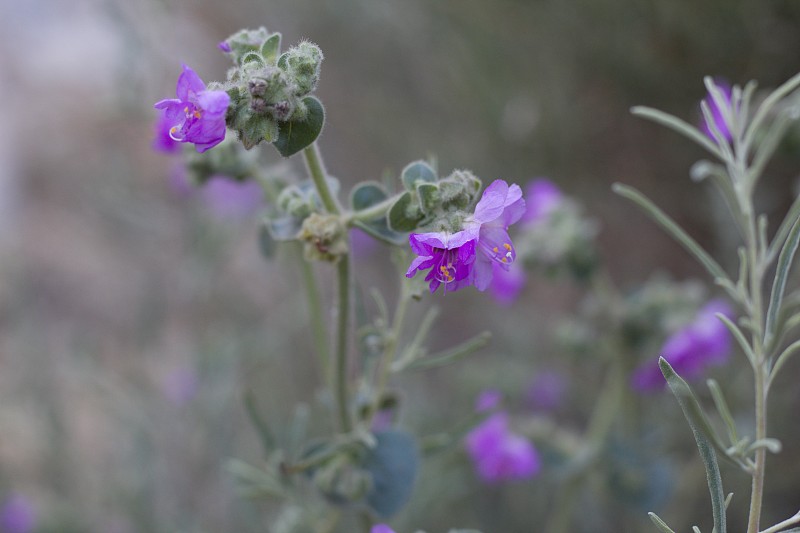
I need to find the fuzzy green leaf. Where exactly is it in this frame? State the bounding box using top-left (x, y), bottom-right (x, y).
top-left (261, 33), bottom-right (282, 63)
top-left (350, 182), bottom-right (389, 212)
top-left (401, 160), bottom-right (437, 191)
top-left (387, 191), bottom-right (424, 232)
top-left (274, 96), bottom-right (325, 157)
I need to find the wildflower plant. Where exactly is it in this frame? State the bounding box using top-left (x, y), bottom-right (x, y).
top-left (615, 74), bottom-right (800, 533)
top-left (150, 18), bottom-right (800, 533)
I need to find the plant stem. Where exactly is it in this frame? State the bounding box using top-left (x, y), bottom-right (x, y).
top-left (740, 178), bottom-right (768, 533)
top-left (346, 191), bottom-right (406, 224)
top-left (302, 142), bottom-right (352, 433)
top-left (303, 143), bottom-right (340, 215)
top-left (297, 244), bottom-right (330, 385)
top-left (335, 254), bottom-right (353, 433)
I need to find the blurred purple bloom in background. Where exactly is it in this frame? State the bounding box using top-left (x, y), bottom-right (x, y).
top-left (475, 389), bottom-right (503, 412)
top-left (200, 176), bottom-right (263, 219)
top-left (350, 227), bottom-right (378, 258)
top-left (632, 299), bottom-right (733, 392)
top-left (154, 65), bottom-right (230, 153)
top-left (162, 366), bottom-right (199, 407)
top-left (465, 412), bottom-right (540, 484)
top-left (0, 494), bottom-right (35, 533)
top-left (217, 41), bottom-right (232, 53)
top-left (370, 525), bottom-right (395, 533)
top-left (406, 180), bottom-right (525, 294)
top-left (522, 178), bottom-right (562, 224)
top-left (700, 80), bottom-right (733, 142)
top-left (527, 370), bottom-right (568, 412)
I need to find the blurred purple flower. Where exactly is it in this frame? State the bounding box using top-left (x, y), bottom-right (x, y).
top-left (632, 299), bottom-right (734, 392)
top-left (465, 412), bottom-right (540, 484)
top-left (475, 389), bottom-right (503, 412)
top-left (527, 370), bottom-right (568, 412)
top-left (371, 525), bottom-right (395, 533)
top-left (217, 41), bottom-right (232, 53)
top-left (167, 162), bottom-right (194, 199)
top-left (489, 262), bottom-right (526, 305)
top-left (0, 494), bottom-right (35, 533)
top-left (152, 111), bottom-right (181, 154)
top-left (700, 80), bottom-right (733, 143)
top-left (162, 366), bottom-right (199, 407)
top-left (154, 65), bottom-right (230, 153)
top-left (406, 180), bottom-right (525, 294)
top-left (201, 176), bottom-right (263, 219)
top-left (522, 178), bottom-right (562, 224)
top-left (350, 227), bottom-right (378, 258)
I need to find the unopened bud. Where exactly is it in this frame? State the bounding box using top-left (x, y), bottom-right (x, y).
top-left (299, 213), bottom-right (348, 262)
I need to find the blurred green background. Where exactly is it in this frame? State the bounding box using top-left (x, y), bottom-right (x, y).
top-left (2, 0), bottom-right (800, 531)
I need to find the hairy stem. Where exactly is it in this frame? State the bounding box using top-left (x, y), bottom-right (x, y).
top-left (297, 245), bottom-right (330, 385)
top-left (303, 142), bottom-right (352, 433)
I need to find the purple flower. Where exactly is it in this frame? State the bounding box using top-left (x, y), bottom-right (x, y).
top-left (465, 412), bottom-right (540, 484)
top-left (406, 180), bottom-right (525, 294)
top-left (526, 370), bottom-right (568, 412)
top-left (700, 80), bottom-right (733, 143)
top-left (217, 41), bottom-right (232, 53)
top-left (522, 179), bottom-right (562, 224)
top-left (0, 494), bottom-right (35, 533)
top-left (154, 65), bottom-right (230, 153)
top-left (152, 111), bottom-right (181, 154)
top-left (406, 230), bottom-right (477, 293)
top-left (468, 180), bottom-right (526, 291)
top-left (371, 526), bottom-right (395, 533)
top-left (475, 389), bottom-right (503, 412)
top-left (201, 176), bottom-right (263, 219)
top-left (632, 299), bottom-right (734, 392)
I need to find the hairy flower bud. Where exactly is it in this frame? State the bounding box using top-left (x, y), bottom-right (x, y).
top-left (299, 213), bottom-right (349, 262)
top-left (281, 41), bottom-right (323, 96)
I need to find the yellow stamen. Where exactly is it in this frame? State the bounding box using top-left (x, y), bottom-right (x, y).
top-left (492, 246), bottom-right (499, 253)
top-left (193, 110), bottom-right (202, 119)
top-left (501, 257), bottom-right (507, 263)
top-left (503, 243), bottom-right (512, 251)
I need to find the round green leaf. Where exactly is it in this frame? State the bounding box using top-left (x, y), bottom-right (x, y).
top-left (350, 182), bottom-right (389, 211)
top-left (401, 161), bottom-right (437, 191)
top-left (387, 192), bottom-right (423, 232)
top-left (364, 430), bottom-right (419, 518)
top-left (274, 96), bottom-right (325, 157)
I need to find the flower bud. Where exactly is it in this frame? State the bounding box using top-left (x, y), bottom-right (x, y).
top-left (281, 41), bottom-right (323, 96)
top-left (299, 213), bottom-right (349, 262)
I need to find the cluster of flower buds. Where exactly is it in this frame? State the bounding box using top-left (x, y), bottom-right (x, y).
top-left (218, 28), bottom-right (324, 150)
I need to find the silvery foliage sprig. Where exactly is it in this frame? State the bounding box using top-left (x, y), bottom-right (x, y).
top-left (615, 73), bottom-right (800, 533)
top-left (157, 26), bottom-right (513, 532)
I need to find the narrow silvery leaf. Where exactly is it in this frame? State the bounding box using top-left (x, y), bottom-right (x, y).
top-left (765, 211), bottom-right (800, 344)
top-left (706, 380), bottom-right (739, 446)
top-left (648, 512), bottom-right (677, 533)
top-left (613, 184), bottom-right (731, 285)
top-left (660, 358), bottom-right (727, 533)
top-left (744, 71), bottom-right (800, 149)
top-left (631, 106), bottom-right (723, 160)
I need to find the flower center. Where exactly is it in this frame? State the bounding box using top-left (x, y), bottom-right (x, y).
top-left (434, 249), bottom-right (458, 284)
top-left (485, 242), bottom-right (514, 264)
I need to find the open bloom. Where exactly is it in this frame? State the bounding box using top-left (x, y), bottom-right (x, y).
top-left (465, 412), bottom-right (540, 483)
top-left (632, 299), bottom-right (733, 392)
top-left (522, 178), bottom-right (562, 224)
top-left (154, 65), bottom-right (230, 153)
top-left (406, 230), bottom-right (476, 293)
top-left (700, 80), bottom-right (733, 143)
top-left (406, 179), bottom-right (525, 293)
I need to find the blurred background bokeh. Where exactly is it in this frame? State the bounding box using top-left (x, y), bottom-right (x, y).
top-left (3, 0), bottom-right (800, 531)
